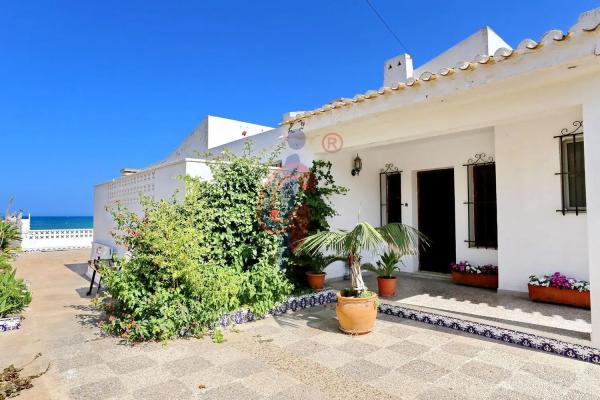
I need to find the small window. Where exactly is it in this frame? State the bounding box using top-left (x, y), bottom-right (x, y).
top-left (555, 121), bottom-right (585, 215)
top-left (464, 154), bottom-right (497, 249)
top-left (563, 138), bottom-right (586, 210)
top-left (379, 164), bottom-right (403, 226)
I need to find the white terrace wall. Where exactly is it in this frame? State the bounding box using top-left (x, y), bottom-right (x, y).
top-left (495, 106), bottom-right (588, 292)
top-left (93, 159), bottom-right (213, 253)
top-left (21, 229), bottom-right (93, 251)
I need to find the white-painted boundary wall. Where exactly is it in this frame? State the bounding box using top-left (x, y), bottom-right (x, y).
top-left (93, 158), bottom-right (213, 253)
top-left (21, 229), bottom-right (93, 252)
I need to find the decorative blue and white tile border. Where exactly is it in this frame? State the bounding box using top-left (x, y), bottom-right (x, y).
top-left (379, 302), bottom-right (600, 364)
top-left (211, 289), bottom-right (337, 329)
top-left (0, 316), bottom-right (22, 333)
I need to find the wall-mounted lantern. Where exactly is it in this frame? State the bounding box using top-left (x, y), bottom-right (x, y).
top-left (351, 154), bottom-right (362, 176)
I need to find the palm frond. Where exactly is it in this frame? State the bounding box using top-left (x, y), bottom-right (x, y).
top-left (377, 223), bottom-right (428, 256)
top-left (360, 262), bottom-right (379, 274)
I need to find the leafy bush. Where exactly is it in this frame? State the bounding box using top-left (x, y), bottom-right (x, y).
top-left (0, 268), bottom-right (31, 317)
top-left (0, 220), bottom-right (20, 255)
top-left (284, 160), bottom-right (347, 286)
top-left (98, 143), bottom-right (292, 342)
top-left (0, 220), bottom-right (30, 318)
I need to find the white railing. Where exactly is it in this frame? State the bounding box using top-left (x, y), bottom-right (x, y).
top-left (21, 229), bottom-right (93, 252)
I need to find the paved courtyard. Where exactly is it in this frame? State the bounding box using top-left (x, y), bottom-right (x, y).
top-left (2, 250), bottom-right (600, 400)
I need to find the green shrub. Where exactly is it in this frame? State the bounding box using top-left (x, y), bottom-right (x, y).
top-left (98, 143), bottom-right (292, 342)
top-left (0, 219), bottom-right (30, 318)
top-left (283, 160), bottom-right (347, 287)
top-left (0, 269), bottom-right (31, 317)
top-left (0, 220), bottom-right (20, 255)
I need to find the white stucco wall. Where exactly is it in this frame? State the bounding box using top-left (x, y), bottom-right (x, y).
top-left (317, 128), bottom-right (498, 279)
top-left (413, 27), bottom-right (511, 78)
top-left (93, 159), bottom-right (213, 254)
top-left (495, 108), bottom-right (588, 292)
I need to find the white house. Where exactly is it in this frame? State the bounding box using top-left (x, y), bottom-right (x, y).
top-left (93, 8), bottom-right (600, 345)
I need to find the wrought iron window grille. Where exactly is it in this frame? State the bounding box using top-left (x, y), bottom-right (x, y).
top-left (379, 163), bottom-right (404, 226)
top-left (463, 153), bottom-right (498, 249)
top-left (555, 121), bottom-right (585, 215)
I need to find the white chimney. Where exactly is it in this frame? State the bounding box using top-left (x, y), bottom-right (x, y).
top-left (383, 53), bottom-right (413, 86)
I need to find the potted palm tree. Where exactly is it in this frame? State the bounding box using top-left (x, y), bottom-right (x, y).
top-left (304, 254), bottom-right (345, 290)
top-left (299, 222), bottom-right (424, 334)
top-left (363, 251), bottom-right (401, 297)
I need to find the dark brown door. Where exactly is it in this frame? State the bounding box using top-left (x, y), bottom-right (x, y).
top-left (418, 169), bottom-right (456, 273)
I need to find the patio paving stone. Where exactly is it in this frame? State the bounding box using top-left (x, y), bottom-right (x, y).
top-left (309, 331), bottom-right (353, 347)
top-left (196, 346), bottom-right (248, 366)
top-left (284, 338), bottom-right (329, 356)
top-left (568, 375), bottom-right (600, 396)
top-left (241, 370), bottom-right (300, 397)
top-left (418, 348), bottom-right (470, 371)
top-left (387, 340), bottom-right (431, 357)
top-left (484, 387), bottom-right (536, 400)
top-left (55, 352), bottom-right (105, 372)
top-left (379, 324), bottom-right (416, 339)
top-left (310, 347), bottom-right (358, 369)
top-left (163, 355), bottom-right (213, 378)
top-left (566, 391), bottom-right (600, 400)
top-left (369, 370), bottom-right (428, 398)
top-left (218, 357), bottom-right (267, 378)
top-left (456, 360), bottom-right (511, 384)
top-left (197, 382), bottom-right (262, 400)
top-left (500, 371), bottom-right (569, 399)
top-left (132, 379), bottom-right (192, 400)
top-left (117, 365), bottom-right (174, 392)
top-left (519, 360), bottom-right (578, 386)
top-left (106, 354), bottom-right (156, 375)
top-left (364, 347), bottom-right (410, 369)
top-left (334, 340), bottom-right (380, 356)
top-left (265, 385), bottom-right (328, 400)
top-left (69, 376), bottom-right (127, 400)
top-left (440, 341), bottom-right (485, 357)
top-left (473, 348), bottom-right (528, 370)
top-left (416, 387), bottom-right (467, 400)
top-left (335, 359), bottom-right (389, 382)
top-left (178, 365), bottom-right (239, 393)
top-left (355, 330), bottom-right (402, 347)
top-left (401, 359), bottom-right (451, 383)
top-left (434, 371), bottom-right (496, 398)
top-left (59, 363), bottom-right (115, 387)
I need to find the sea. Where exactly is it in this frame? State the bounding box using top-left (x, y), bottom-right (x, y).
top-left (28, 216), bottom-right (93, 230)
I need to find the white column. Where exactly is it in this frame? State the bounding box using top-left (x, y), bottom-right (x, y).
top-left (583, 94), bottom-right (600, 347)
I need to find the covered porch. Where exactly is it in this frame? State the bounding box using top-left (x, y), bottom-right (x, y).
top-left (331, 273), bottom-right (591, 345)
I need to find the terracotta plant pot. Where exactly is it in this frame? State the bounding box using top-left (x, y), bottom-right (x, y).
top-left (451, 271), bottom-right (498, 289)
top-left (528, 284), bottom-right (590, 309)
top-left (306, 272), bottom-right (326, 290)
top-left (377, 276), bottom-right (397, 297)
top-left (336, 291), bottom-right (378, 335)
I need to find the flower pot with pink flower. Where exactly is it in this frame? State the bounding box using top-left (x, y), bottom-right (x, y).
top-left (528, 272), bottom-right (590, 309)
top-left (450, 261), bottom-right (498, 290)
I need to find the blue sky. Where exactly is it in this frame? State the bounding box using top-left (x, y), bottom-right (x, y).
top-left (1, 1), bottom-right (598, 216)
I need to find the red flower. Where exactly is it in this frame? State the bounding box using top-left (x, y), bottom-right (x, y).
top-left (270, 209), bottom-right (280, 219)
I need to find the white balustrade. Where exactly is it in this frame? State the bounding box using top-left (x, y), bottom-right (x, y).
top-left (21, 229), bottom-right (93, 252)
